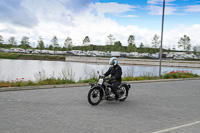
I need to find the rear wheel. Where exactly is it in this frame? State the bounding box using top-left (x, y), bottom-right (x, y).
top-left (118, 84), bottom-right (129, 101)
top-left (88, 87), bottom-right (102, 105)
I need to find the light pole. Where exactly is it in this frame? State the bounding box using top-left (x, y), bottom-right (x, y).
top-left (159, 0), bottom-right (166, 79)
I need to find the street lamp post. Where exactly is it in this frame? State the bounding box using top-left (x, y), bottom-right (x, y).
top-left (159, 0), bottom-right (166, 79)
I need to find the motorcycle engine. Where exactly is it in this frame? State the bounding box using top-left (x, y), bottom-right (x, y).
top-left (107, 87), bottom-right (115, 98)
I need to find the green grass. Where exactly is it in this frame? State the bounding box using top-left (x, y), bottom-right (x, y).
top-left (77, 77), bottom-right (99, 83)
top-left (0, 52), bottom-right (65, 61)
top-left (0, 70), bottom-right (199, 88)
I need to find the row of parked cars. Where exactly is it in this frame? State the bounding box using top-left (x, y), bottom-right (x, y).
top-left (1, 48), bottom-right (199, 60)
top-left (173, 54), bottom-right (199, 60)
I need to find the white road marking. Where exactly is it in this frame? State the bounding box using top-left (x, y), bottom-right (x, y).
top-left (152, 121), bottom-right (200, 133)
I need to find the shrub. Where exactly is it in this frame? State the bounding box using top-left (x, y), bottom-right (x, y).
top-left (162, 70), bottom-right (199, 79)
top-left (122, 76), bottom-right (133, 81)
top-left (140, 72), bottom-right (158, 80)
top-left (78, 77), bottom-right (98, 83)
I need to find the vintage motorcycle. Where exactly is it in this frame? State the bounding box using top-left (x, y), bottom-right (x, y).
top-left (87, 72), bottom-right (131, 106)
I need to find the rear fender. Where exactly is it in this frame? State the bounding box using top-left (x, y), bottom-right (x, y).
top-left (120, 82), bottom-right (131, 90)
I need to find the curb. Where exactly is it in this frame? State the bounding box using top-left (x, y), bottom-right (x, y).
top-left (0, 78), bottom-right (200, 92)
top-left (125, 77), bottom-right (200, 84)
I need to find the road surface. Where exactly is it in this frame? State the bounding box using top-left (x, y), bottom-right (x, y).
top-left (0, 80), bottom-right (200, 133)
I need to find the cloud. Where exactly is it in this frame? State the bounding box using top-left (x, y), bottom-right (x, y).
top-left (0, 0), bottom-right (38, 28)
top-left (147, 0), bottom-right (179, 15)
top-left (0, 0), bottom-right (146, 47)
top-left (184, 5), bottom-right (200, 12)
top-left (147, 5), bottom-right (178, 15)
top-left (164, 24), bottom-right (200, 49)
top-left (120, 15), bottom-right (138, 18)
top-left (62, 0), bottom-right (93, 12)
top-left (23, 0), bottom-right (76, 26)
top-left (0, 0), bottom-right (199, 50)
top-left (91, 2), bottom-right (136, 16)
top-left (147, 0), bottom-right (176, 5)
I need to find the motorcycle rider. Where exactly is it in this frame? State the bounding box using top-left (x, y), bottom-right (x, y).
top-left (104, 57), bottom-right (122, 100)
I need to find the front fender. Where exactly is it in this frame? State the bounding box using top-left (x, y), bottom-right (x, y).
top-left (90, 85), bottom-right (105, 97)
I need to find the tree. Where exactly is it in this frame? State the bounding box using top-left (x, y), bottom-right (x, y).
top-left (83, 36), bottom-right (90, 46)
top-left (139, 43), bottom-right (144, 49)
top-left (137, 43), bottom-right (144, 53)
top-left (128, 35), bottom-right (135, 46)
top-left (127, 44), bottom-right (137, 53)
top-left (127, 43), bottom-right (133, 52)
top-left (48, 45), bottom-right (53, 50)
top-left (127, 35), bottom-right (136, 52)
top-left (51, 36), bottom-right (59, 54)
top-left (178, 35), bottom-right (191, 51)
top-left (152, 34), bottom-right (160, 48)
top-left (0, 35), bottom-right (4, 43)
top-left (193, 46), bottom-right (197, 55)
top-left (0, 35), bottom-right (4, 48)
top-left (20, 36), bottom-right (30, 51)
top-left (106, 34), bottom-right (115, 45)
top-left (104, 45), bottom-right (112, 52)
top-left (114, 41), bottom-right (123, 51)
top-left (64, 37), bottom-right (73, 51)
top-left (8, 37), bottom-right (17, 45)
top-left (37, 36), bottom-right (45, 50)
top-left (172, 45), bottom-right (176, 51)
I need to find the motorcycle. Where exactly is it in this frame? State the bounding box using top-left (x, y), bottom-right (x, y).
top-left (87, 71), bottom-right (131, 106)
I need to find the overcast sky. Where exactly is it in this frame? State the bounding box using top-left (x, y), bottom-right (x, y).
top-left (0, 0), bottom-right (200, 49)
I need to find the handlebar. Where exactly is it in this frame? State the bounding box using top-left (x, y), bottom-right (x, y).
top-left (98, 74), bottom-right (115, 82)
top-left (105, 78), bottom-right (110, 80)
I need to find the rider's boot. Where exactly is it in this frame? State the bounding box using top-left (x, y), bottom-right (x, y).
top-left (115, 94), bottom-right (119, 101)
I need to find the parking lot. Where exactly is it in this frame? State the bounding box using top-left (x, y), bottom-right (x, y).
top-left (0, 80), bottom-right (199, 133)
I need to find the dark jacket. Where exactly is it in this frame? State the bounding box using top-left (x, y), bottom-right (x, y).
top-left (104, 64), bottom-right (122, 82)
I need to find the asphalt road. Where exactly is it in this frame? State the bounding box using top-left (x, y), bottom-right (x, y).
top-left (0, 80), bottom-right (200, 133)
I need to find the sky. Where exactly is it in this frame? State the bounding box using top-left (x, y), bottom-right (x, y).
top-left (0, 0), bottom-right (200, 49)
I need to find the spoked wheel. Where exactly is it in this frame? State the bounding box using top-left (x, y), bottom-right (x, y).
top-left (88, 87), bottom-right (102, 106)
top-left (118, 84), bottom-right (129, 101)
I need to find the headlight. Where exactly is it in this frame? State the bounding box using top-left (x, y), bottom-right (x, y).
top-left (98, 78), bottom-right (103, 85)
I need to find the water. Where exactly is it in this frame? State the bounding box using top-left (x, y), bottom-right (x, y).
top-left (0, 59), bottom-right (200, 82)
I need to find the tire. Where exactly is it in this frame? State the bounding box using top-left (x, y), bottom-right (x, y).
top-left (87, 87), bottom-right (102, 106)
top-left (118, 84), bottom-right (129, 101)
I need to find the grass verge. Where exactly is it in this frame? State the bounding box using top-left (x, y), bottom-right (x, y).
top-left (0, 52), bottom-right (65, 61)
top-left (0, 70), bottom-right (199, 88)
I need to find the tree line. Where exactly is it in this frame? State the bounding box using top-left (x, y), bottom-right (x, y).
top-left (0, 34), bottom-right (198, 54)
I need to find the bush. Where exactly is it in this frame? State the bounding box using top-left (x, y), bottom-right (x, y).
top-left (140, 72), bottom-right (158, 80)
top-left (78, 77), bottom-right (98, 83)
top-left (162, 70), bottom-right (199, 79)
top-left (122, 76), bottom-right (133, 81)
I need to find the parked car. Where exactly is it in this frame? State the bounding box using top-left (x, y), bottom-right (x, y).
top-left (111, 51), bottom-right (121, 57)
top-left (55, 51), bottom-right (64, 55)
top-left (26, 49), bottom-right (34, 54)
top-left (18, 49), bottom-right (26, 53)
top-left (33, 50), bottom-right (41, 54)
top-left (41, 50), bottom-right (49, 54)
top-left (1, 48), bottom-right (10, 53)
top-left (173, 55), bottom-right (185, 60)
top-left (49, 50), bottom-right (54, 55)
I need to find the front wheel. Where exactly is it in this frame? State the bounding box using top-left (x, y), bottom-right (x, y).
top-left (88, 87), bottom-right (102, 106)
top-left (118, 84), bottom-right (129, 101)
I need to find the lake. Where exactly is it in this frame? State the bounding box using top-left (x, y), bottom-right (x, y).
top-left (0, 59), bottom-right (200, 82)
